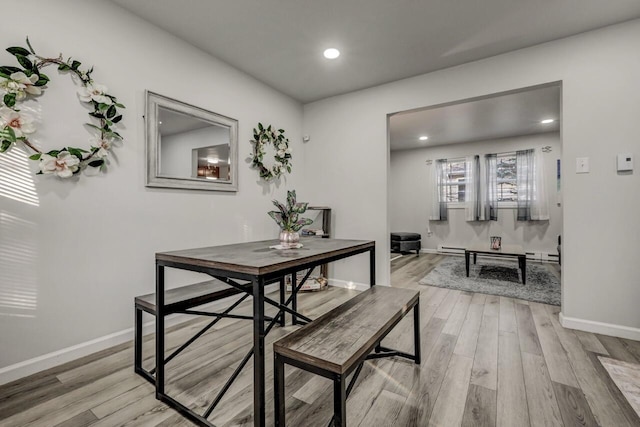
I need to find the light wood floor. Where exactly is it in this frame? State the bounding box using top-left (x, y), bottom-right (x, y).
top-left (1, 254), bottom-right (639, 426)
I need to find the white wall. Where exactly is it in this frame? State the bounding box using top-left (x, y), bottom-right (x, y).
top-left (0, 0), bottom-right (304, 372)
top-left (303, 20), bottom-right (640, 336)
top-left (390, 133), bottom-right (562, 254)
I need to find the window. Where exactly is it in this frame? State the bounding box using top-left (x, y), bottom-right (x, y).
top-left (442, 158), bottom-right (466, 203)
top-left (437, 153), bottom-right (522, 208)
top-left (496, 153), bottom-right (517, 203)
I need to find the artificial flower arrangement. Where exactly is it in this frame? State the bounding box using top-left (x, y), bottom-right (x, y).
top-left (250, 123), bottom-right (292, 181)
top-left (0, 37), bottom-right (124, 178)
top-left (268, 190), bottom-right (314, 246)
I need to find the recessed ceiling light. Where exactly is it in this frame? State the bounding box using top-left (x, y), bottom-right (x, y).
top-left (419, 136), bottom-right (429, 141)
top-left (540, 119), bottom-right (555, 124)
top-left (323, 48), bottom-right (340, 59)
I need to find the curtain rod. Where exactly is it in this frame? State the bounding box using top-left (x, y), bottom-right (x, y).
top-left (425, 146), bottom-right (553, 163)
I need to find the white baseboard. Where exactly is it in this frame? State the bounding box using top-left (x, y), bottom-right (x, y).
top-left (559, 312), bottom-right (640, 341)
top-left (328, 278), bottom-right (371, 292)
top-left (420, 248), bottom-right (439, 254)
top-left (0, 327), bottom-right (134, 386)
top-left (0, 284), bottom-right (278, 386)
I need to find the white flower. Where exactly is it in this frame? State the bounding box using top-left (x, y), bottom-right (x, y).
top-left (77, 83), bottom-right (112, 105)
top-left (89, 136), bottom-right (112, 158)
top-left (278, 143), bottom-right (286, 150)
top-left (0, 106), bottom-right (36, 137)
top-left (0, 72), bottom-right (41, 100)
top-left (39, 151), bottom-right (80, 178)
top-left (277, 150), bottom-right (285, 157)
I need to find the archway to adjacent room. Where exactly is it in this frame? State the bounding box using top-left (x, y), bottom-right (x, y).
top-left (387, 81), bottom-right (563, 307)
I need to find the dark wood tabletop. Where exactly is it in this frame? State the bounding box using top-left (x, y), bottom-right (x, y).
top-left (155, 238), bottom-right (375, 276)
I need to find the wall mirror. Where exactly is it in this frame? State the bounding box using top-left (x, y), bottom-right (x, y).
top-left (145, 91), bottom-right (238, 191)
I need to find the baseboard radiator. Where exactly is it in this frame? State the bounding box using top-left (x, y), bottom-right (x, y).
top-left (437, 244), bottom-right (559, 263)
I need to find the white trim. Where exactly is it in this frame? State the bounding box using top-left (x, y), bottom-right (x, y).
top-left (328, 278), bottom-right (370, 292)
top-left (420, 248), bottom-right (439, 254)
top-left (0, 283), bottom-right (279, 386)
top-left (559, 312), bottom-right (640, 341)
top-left (0, 327), bottom-right (133, 386)
top-left (390, 253), bottom-right (403, 262)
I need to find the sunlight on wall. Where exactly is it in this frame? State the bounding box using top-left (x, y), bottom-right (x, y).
top-left (0, 146), bottom-right (39, 207)
top-left (0, 212), bottom-right (38, 318)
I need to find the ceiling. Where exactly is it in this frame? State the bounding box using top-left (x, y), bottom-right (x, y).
top-left (111, 0), bottom-right (640, 103)
top-left (390, 84), bottom-right (560, 151)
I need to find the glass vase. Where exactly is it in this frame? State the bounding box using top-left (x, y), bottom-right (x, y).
top-left (279, 230), bottom-right (300, 248)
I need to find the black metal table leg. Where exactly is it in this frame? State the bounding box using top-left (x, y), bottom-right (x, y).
top-left (371, 246), bottom-right (378, 353)
top-left (279, 277), bottom-right (286, 326)
top-left (253, 276), bottom-right (266, 427)
top-left (465, 251), bottom-right (470, 277)
top-left (291, 272), bottom-right (298, 325)
top-left (155, 263), bottom-right (165, 397)
top-left (370, 247), bottom-right (376, 287)
top-left (414, 301), bottom-right (421, 364)
top-left (520, 255), bottom-right (526, 285)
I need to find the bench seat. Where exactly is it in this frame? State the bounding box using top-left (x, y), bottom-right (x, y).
top-left (134, 279), bottom-right (245, 315)
top-left (274, 286), bottom-right (420, 426)
top-left (134, 278), bottom-right (251, 384)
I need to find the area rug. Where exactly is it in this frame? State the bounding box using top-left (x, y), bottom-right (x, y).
top-left (599, 356), bottom-right (640, 419)
top-left (418, 256), bottom-right (560, 305)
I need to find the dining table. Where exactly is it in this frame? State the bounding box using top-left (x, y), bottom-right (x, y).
top-left (153, 237), bottom-right (376, 426)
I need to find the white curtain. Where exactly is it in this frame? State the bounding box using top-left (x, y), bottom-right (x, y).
top-left (430, 159), bottom-right (448, 221)
top-left (484, 154), bottom-right (498, 221)
top-left (516, 148), bottom-right (549, 221)
top-left (465, 155), bottom-right (483, 221)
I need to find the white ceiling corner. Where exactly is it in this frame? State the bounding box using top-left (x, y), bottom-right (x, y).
top-left (110, 0), bottom-right (640, 103)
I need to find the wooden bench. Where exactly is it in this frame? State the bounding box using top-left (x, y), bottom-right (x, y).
top-left (273, 286), bottom-right (420, 426)
top-left (134, 278), bottom-right (251, 384)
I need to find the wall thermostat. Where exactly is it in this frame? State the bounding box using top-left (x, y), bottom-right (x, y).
top-left (617, 153), bottom-right (633, 172)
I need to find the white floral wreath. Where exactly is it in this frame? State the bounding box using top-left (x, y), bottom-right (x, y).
top-left (250, 123), bottom-right (292, 181)
top-left (0, 38), bottom-right (124, 178)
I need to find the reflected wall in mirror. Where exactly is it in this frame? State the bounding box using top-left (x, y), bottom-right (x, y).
top-left (145, 91), bottom-right (238, 191)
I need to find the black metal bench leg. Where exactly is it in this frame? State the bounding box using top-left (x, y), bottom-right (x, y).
top-left (274, 353), bottom-right (286, 426)
top-left (333, 374), bottom-right (346, 427)
top-left (414, 301), bottom-right (421, 364)
top-left (134, 306), bottom-right (143, 373)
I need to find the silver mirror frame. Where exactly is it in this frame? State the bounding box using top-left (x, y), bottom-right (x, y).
top-left (145, 90), bottom-right (238, 192)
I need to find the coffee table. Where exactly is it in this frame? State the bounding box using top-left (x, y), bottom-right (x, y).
top-left (464, 243), bottom-right (527, 284)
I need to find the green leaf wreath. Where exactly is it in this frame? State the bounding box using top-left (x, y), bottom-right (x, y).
top-left (0, 37), bottom-right (125, 178)
top-left (268, 190), bottom-right (313, 232)
top-left (250, 122), bottom-right (292, 181)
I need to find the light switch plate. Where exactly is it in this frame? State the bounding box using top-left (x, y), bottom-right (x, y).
top-left (617, 153), bottom-right (633, 172)
top-left (576, 157), bottom-right (589, 173)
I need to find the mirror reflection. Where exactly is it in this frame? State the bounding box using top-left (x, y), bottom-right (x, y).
top-left (145, 91), bottom-right (238, 191)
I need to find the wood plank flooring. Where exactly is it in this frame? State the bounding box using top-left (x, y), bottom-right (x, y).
top-left (1, 254), bottom-right (639, 426)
